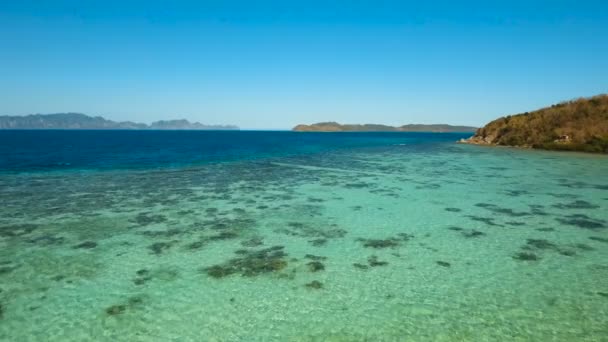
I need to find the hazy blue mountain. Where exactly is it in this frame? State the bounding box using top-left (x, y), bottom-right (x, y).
top-left (0, 113), bottom-right (238, 130)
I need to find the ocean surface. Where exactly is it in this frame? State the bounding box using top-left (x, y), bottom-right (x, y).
top-left (0, 130), bottom-right (607, 341)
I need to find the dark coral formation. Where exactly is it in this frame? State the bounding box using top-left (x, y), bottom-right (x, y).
top-left (204, 246), bottom-right (288, 278)
top-left (275, 222), bottom-right (347, 239)
top-left (105, 296), bottom-right (145, 316)
top-left (359, 238), bottom-right (400, 249)
top-left (133, 269), bottom-right (152, 286)
top-left (465, 215), bottom-right (503, 227)
top-left (105, 304), bottom-right (126, 316)
top-left (186, 240), bottom-right (206, 250)
top-left (208, 231), bottom-right (239, 241)
top-left (520, 238), bottom-right (582, 258)
top-left (526, 239), bottom-right (557, 250)
top-left (557, 214), bottom-right (606, 230)
top-left (590, 236), bottom-right (608, 243)
top-left (308, 238), bottom-right (327, 246)
top-left (306, 261), bottom-right (325, 272)
top-left (573, 243), bottom-right (594, 251)
top-left (305, 280), bottom-right (323, 289)
top-left (241, 237), bottom-right (263, 247)
top-left (0, 265), bottom-right (16, 275)
top-left (353, 256), bottom-right (388, 269)
top-left (474, 203), bottom-right (529, 217)
top-left (505, 221), bottom-right (526, 227)
top-left (27, 234), bottom-right (66, 246)
top-left (357, 233), bottom-right (412, 249)
top-left (0, 224), bottom-right (38, 238)
top-left (450, 228), bottom-right (486, 238)
top-left (552, 200), bottom-right (600, 210)
top-left (149, 241), bottom-right (176, 255)
top-left (304, 254), bottom-right (327, 261)
top-left (513, 252), bottom-right (540, 261)
top-left (140, 229), bottom-right (183, 239)
top-left (353, 263), bottom-right (369, 270)
top-left (133, 212), bottom-right (167, 226)
top-left (73, 241), bottom-right (98, 249)
top-left (463, 230), bottom-right (485, 238)
top-left (367, 255), bottom-right (388, 267)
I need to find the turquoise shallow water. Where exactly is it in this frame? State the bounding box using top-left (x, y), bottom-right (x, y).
top-left (1, 132), bottom-right (608, 341)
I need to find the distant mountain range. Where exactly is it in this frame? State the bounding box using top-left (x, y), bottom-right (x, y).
top-left (0, 113), bottom-right (239, 130)
top-left (293, 122), bottom-right (477, 132)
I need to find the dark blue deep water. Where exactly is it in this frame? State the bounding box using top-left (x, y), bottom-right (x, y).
top-left (0, 130), bottom-right (470, 172)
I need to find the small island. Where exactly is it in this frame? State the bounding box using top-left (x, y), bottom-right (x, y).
top-left (460, 94), bottom-right (608, 153)
top-left (293, 122), bottom-right (477, 132)
top-left (0, 113), bottom-right (239, 130)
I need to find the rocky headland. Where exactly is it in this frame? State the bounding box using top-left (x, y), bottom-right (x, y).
top-left (460, 95), bottom-right (608, 153)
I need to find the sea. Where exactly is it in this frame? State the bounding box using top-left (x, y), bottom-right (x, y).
top-left (0, 130), bottom-right (607, 341)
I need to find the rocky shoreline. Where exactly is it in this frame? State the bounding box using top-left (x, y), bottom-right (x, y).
top-left (457, 95), bottom-right (608, 154)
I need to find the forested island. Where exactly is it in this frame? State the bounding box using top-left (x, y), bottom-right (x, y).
top-left (0, 113), bottom-right (239, 130)
top-left (461, 95), bottom-right (608, 153)
top-left (293, 122), bottom-right (477, 132)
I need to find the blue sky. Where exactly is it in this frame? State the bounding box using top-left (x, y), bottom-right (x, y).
top-left (1, 1), bottom-right (607, 129)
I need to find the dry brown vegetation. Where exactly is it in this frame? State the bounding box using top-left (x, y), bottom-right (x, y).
top-left (473, 94), bottom-right (608, 153)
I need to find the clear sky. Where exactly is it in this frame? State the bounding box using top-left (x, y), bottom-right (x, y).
top-left (1, 1), bottom-right (607, 129)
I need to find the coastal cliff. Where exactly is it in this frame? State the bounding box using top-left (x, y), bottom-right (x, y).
top-left (461, 95), bottom-right (608, 153)
top-left (293, 122), bottom-right (477, 132)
